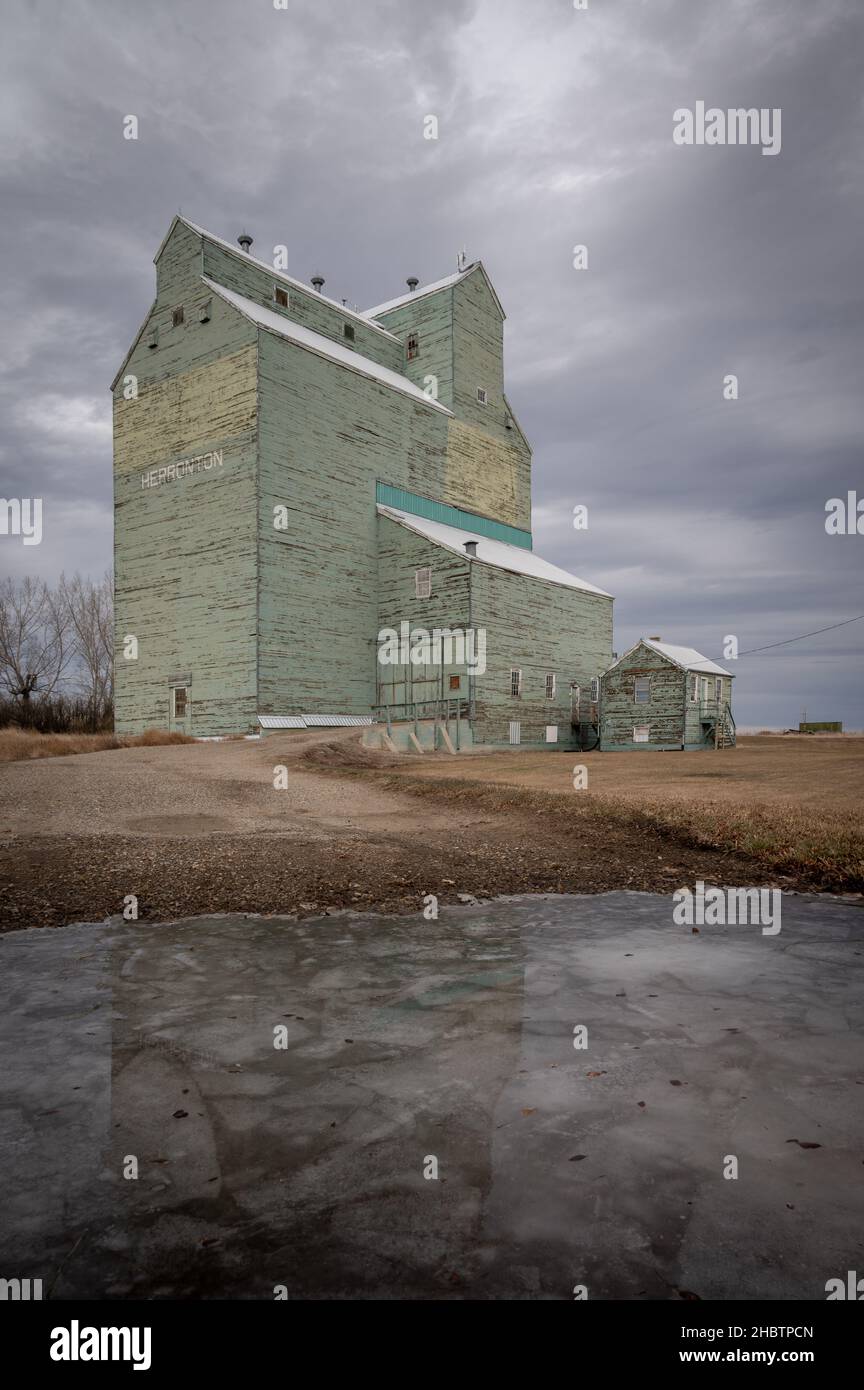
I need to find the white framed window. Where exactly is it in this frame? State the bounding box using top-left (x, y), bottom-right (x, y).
top-left (634, 675), bottom-right (651, 704)
top-left (545, 725), bottom-right (558, 743)
top-left (590, 675), bottom-right (600, 702)
top-left (476, 387), bottom-right (488, 405)
top-left (172, 686), bottom-right (189, 718)
top-left (633, 724), bottom-right (649, 743)
top-left (414, 566), bottom-right (432, 599)
top-left (545, 672), bottom-right (556, 699)
top-left (273, 285), bottom-right (289, 308)
top-left (702, 677), bottom-right (709, 701)
top-left (715, 677), bottom-right (722, 701)
top-left (509, 720), bottom-right (521, 745)
top-left (510, 668), bottom-right (522, 697)
top-left (689, 673), bottom-right (699, 702)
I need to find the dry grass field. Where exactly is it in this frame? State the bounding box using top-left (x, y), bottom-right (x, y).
top-left (342, 735), bottom-right (864, 891)
top-left (0, 726), bottom-right (195, 762)
top-left (393, 734), bottom-right (864, 810)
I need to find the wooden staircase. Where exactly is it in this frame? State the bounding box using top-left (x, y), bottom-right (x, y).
top-left (708, 703), bottom-right (736, 749)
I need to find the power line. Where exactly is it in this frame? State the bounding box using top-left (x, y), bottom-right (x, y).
top-left (724, 613), bottom-right (864, 659)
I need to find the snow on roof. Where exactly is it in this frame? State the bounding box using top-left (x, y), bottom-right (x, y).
top-left (366, 265), bottom-right (478, 318)
top-left (377, 505), bottom-right (612, 597)
top-left (204, 280), bottom-right (452, 416)
top-left (168, 216), bottom-right (401, 343)
top-left (617, 639), bottom-right (732, 677)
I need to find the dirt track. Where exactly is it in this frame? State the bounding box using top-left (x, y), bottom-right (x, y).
top-left (0, 730), bottom-right (782, 931)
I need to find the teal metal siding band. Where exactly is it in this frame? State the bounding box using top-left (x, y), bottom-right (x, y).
top-left (376, 483), bottom-right (533, 550)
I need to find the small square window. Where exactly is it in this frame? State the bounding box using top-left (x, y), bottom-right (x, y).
top-left (476, 387), bottom-right (488, 405)
top-left (449, 674), bottom-right (460, 691)
top-left (343, 322), bottom-right (355, 341)
top-left (274, 286), bottom-right (289, 308)
top-left (414, 567), bottom-right (432, 599)
top-left (633, 724), bottom-right (649, 743)
top-left (510, 668), bottom-right (522, 698)
top-left (634, 675), bottom-right (651, 703)
top-left (172, 306), bottom-right (184, 327)
top-left (407, 332), bottom-right (419, 361)
top-left (545, 672), bottom-right (556, 700)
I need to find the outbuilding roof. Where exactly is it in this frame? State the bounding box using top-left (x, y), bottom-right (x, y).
top-left (377, 505), bottom-right (612, 596)
top-left (204, 280), bottom-right (452, 416)
top-left (609, 639), bottom-right (733, 677)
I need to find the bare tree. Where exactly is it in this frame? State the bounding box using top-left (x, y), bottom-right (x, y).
top-left (59, 570), bottom-right (114, 717)
top-left (0, 575), bottom-right (70, 701)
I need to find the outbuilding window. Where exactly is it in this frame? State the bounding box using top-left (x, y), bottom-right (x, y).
top-left (545, 672), bottom-right (556, 699)
top-left (407, 332), bottom-right (419, 361)
top-left (414, 567), bottom-right (432, 599)
top-left (634, 675), bottom-right (651, 703)
top-left (510, 668), bottom-right (522, 697)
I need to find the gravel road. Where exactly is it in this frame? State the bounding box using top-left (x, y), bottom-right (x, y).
top-left (0, 731), bottom-right (796, 930)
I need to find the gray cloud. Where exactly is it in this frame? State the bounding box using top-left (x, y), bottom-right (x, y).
top-left (0, 0), bottom-right (861, 725)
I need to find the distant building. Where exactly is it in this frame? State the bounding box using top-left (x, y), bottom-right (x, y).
top-left (111, 216), bottom-right (613, 747)
top-left (601, 639), bottom-right (735, 750)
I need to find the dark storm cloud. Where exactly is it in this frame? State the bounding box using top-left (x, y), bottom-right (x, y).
top-left (0, 0), bottom-right (861, 724)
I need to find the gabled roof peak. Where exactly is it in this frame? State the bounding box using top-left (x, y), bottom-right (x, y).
top-left (607, 638), bottom-right (733, 678)
top-left (366, 259), bottom-right (505, 321)
top-left (154, 215), bottom-right (401, 344)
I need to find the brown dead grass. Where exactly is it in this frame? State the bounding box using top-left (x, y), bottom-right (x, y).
top-left (0, 726), bottom-right (196, 762)
top-left (302, 738), bottom-right (864, 892)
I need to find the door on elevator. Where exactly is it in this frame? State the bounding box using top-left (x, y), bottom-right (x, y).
top-left (169, 683), bottom-right (191, 735)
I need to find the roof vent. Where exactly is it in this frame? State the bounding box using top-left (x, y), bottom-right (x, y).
top-left (464, 540), bottom-right (478, 557)
top-left (237, 231), bottom-right (253, 253)
top-left (649, 635), bottom-right (661, 641)
top-left (311, 273), bottom-right (325, 292)
top-left (406, 276), bottom-right (419, 292)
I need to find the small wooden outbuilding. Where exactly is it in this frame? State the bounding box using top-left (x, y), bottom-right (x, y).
top-left (600, 638), bottom-right (735, 751)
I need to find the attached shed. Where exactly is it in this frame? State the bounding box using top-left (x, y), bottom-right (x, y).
top-left (600, 638), bottom-right (735, 751)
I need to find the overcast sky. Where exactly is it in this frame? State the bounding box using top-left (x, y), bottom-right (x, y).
top-left (1, 0), bottom-right (862, 726)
